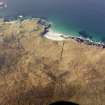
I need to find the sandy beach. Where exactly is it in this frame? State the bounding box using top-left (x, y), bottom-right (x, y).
top-left (44, 30), bottom-right (65, 41)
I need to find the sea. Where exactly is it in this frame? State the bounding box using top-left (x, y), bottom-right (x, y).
top-left (0, 0), bottom-right (105, 42)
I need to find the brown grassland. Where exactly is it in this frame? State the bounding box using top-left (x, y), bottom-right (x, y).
top-left (0, 19), bottom-right (105, 105)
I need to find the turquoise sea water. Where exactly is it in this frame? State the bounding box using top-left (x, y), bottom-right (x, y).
top-left (0, 0), bottom-right (105, 42)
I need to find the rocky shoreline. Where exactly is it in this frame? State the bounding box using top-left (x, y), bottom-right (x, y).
top-left (40, 19), bottom-right (105, 48)
top-left (1, 16), bottom-right (105, 48)
top-left (36, 17), bottom-right (105, 48)
top-left (61, 35), bottom-right (105, 48)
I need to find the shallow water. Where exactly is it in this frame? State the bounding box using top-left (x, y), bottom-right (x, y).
top-left (0, 0), bottom-right (105, 42)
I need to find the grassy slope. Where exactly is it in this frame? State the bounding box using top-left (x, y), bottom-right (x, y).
top-left (0, 19), bottom-right (105, 105)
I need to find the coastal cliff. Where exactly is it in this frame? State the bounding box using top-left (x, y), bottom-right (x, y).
top-left (0, 19), bottom-right (105, 105)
